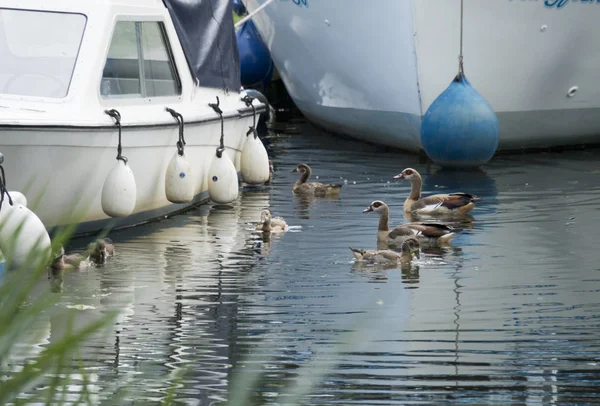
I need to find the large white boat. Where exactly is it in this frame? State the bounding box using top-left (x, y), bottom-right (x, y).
top-left (246, 0), bottom-right (600, 152)
top-left (0, 0), bottom-right (267, 235)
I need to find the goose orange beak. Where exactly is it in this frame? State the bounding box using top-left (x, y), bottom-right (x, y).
top-left (363, 206), bottom-right (373, 213)
top-left (393, 173), bottom-right (404, 179)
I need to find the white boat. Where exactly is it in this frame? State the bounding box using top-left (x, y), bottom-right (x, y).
top-left (245, 0), bottom-right (600, 153)
top-left (0, 0), bottom-right (268, 236)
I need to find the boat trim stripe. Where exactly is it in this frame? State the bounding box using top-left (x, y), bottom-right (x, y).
top-left (0, 106), bottom-right (264, 130)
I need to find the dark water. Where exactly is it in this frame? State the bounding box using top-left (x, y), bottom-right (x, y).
top-left (9, 118), bottom-right (600, 405)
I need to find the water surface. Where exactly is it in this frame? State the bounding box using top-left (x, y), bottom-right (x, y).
top-left (9, 118), bottom-right (600, 405)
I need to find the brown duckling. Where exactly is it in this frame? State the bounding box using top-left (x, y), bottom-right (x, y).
top-left (364, 200), bottom-right (456, 246)
top-left (88, 238), bottom-right (115, 264)
top-left (292, 163), bottom-right (343, 197)
top-left (350, 237), bottom-right (421, 266)
top-left (393, 168), bottom-right (481, 215)
top-left (256, 209), bottom-right (288, 233)
top-left (50, 246), bottom-right (93, 271)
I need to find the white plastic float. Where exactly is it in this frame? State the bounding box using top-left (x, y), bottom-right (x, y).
top-left (0, 188), bottom-right (51, 269)
top-left (164, 108), bottom-right (195, 203)
top-left (208, 148), bottom-right (239, 204)
top-left (165, 152), bottom-right (195, 203)
top-left (240, 97), bottom-right (270, 184)
top-left (100, 110), bottom-right (137, 217)
top-left (207, 97), bottom-right (239, 204)
top-left (101, 159), bottom-right (137, 217)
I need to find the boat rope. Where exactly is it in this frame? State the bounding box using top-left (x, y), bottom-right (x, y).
top-left (235, 0), bottom-right (276, 28)
top-left (0, 153), bottom-right (13, 212)
top-left (209, 97), bottom-right (225, 158)
top-left (242, 95), bottom-right (258, 139)
top-left (165, 107), bottom-right (186, 156)
top-left (458, 0), bottom-right (464, 76)
top-left (104, 109), bottom-right (127, 164)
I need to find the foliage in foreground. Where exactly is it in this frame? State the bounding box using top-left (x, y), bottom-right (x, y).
top-left (0, 214), bottom-right (184, 405)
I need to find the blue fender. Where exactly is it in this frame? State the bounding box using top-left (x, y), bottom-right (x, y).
top-left (236, 20), bottom-right (274, 88)
top-left (420, 73), bottom-right (499, 168)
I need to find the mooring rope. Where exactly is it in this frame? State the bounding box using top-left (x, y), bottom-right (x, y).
top-left (458, 0), bottom-right (464, 75)
top-left (234, 0), bottom-right (276, 28)
top-left (104, 109), bottom-right (127, 164)
top-left (209, 97), bottom-right (225, 158)
top-left (0, 154), bottom-right (13, 212)
top-left (242, 95), bottom-right (258, 139)
top-left (165, 107), bottom-right (186, 156)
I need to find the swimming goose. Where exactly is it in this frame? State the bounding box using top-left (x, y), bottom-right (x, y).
top-left (256, 209), bottom-right (288, 233)
top-left (363, 200), bottom-right (456, 245)
top-left (350, 237), bottom-right (420, 266)
top-left (88, 238), bottom-right (115, 264)
top-left (292, 163), bottom-right (343, 196)
top-left (393, 168), bottom-right (481, 215)
top-left (50, 246), bottom-right (93, 271)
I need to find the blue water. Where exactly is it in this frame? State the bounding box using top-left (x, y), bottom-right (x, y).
top-left (6, 118), bottom-right (600, 405)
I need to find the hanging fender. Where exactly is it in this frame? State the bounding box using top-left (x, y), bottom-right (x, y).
top-left (208, 148), bottom-right (239, 204)
top-left (101, 159), bottom-right (137, 218)
top-left (164, 108), bottom-right (195, 204)
top-left (0, 200), bottom-right (52, 270)
top-left (208, 97), bottom-right (240, 204)
top-left (0, 155), bottom-right (51, 270)
top-left (420, 1), bottom-right (498, 168)
top-left (165, 152), bottom-right (195, 204)
top-left (239, 97), bottom-right (270, 184)
top-left (101, 110), bottom-right (137, 217)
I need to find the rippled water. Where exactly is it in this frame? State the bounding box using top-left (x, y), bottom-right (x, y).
top-left (8, 118), bottom-right (600, 405)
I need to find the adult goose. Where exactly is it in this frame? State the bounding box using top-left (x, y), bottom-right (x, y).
top-left (394, 168), bottom-right (481, 215)
top-left (364, 200), bottom-right (456, 245)
top-left (292, 163), bottom-right (343, 197)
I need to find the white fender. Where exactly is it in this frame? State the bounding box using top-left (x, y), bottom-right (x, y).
top-left (101, 160), bottom-right (137, 218)
top-left (165, 152), bottom-right (195, 204)
top-left (8, 191), bottom-right (27, 207)
top-left (207, 150), bottom-right (239, 204)
top-left (0, 201), bottom-right (51, 269)
top-left (240, 129), bottom-right (270, 184)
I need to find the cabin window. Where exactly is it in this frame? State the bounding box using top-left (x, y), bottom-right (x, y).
top-left (0, 9), bottom-right (86, 98)
top-left (101, 21), bottom-right (181, 98)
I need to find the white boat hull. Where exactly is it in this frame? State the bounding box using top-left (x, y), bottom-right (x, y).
top-left (0, 115), bottom-right (257, 234)
top-left (247, 0), bottom-right (600, 152)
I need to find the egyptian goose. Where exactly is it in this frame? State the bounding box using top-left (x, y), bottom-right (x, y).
top-left (350, 237), bottom-right (420, 266)
top-left (88, 238), bottom-right (115, 264)
top-left (256, 209), bottom-right (288, 233)
top-left (393, 168), bottom-right (481, 215)
top-left (363, 200), bottom-right (456, 245)
top-left (292, 163), bottom-right (343, 196)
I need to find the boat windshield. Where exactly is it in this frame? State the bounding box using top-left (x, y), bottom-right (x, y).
top-left (0, 8), bottom-right (86, 98)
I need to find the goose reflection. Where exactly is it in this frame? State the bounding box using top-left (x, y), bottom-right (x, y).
top-left (350, 262), bottom-right (421, 286)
